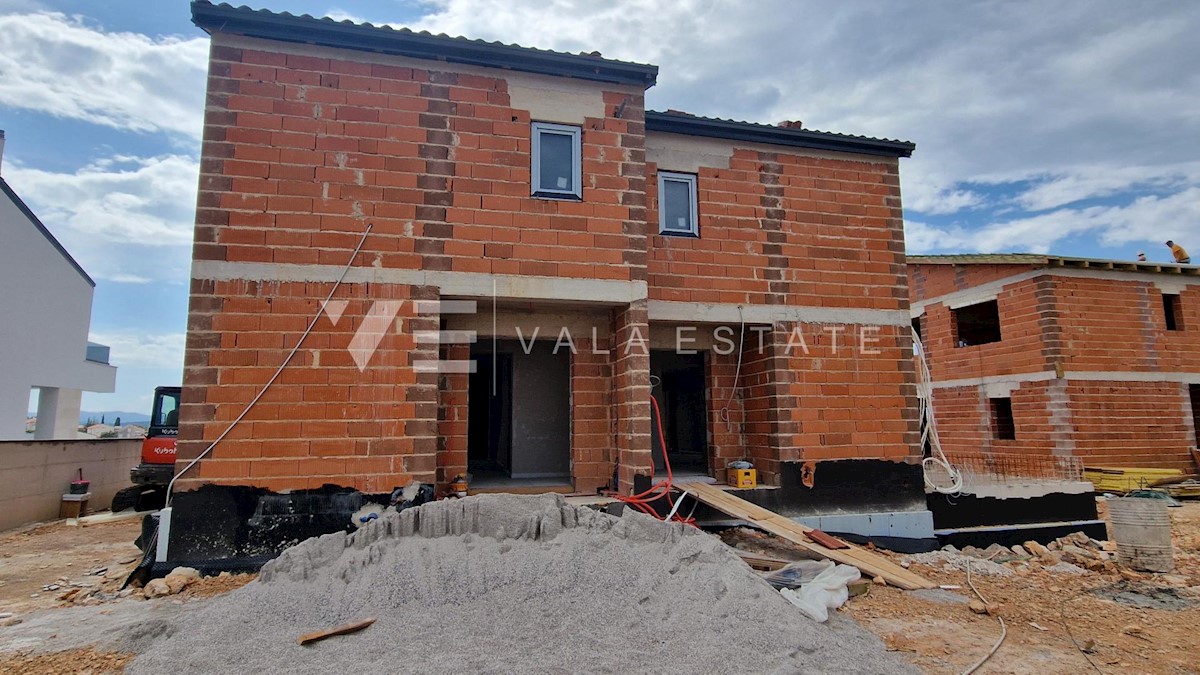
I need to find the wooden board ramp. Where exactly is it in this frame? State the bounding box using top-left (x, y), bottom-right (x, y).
top-left (677, 482), bottom-right (934, 590)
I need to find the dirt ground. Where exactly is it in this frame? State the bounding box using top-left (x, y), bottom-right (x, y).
top-left (851, 502), bottom-right (1200, 675)
top-left (1, 502), bottom-right (1197, 673)
top-left (0, 518), bottom-right (144, 616)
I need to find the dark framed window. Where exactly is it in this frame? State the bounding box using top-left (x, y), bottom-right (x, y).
top-left (1163, 293), bottom-right (1184, 331)
top-left (952, 299), bottom-right (1001, 347)
top-left (991, 397), bottom-right (1015, 440)
top-left (657, 171), bottom-right (698, 236)
top-left (531, 122), bottom-right (582, 200)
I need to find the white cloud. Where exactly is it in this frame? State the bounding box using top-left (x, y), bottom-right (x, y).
top-left (6, 154), bottom-right (198, 245)
top-left (906, 188), bottom-right (1200, 257)
top-left (412, 0), bottom-right (1200, 227)
top-left (0, 11), bottom-right (208, 137)
top-left (1001, 162), bottom-right (1200, 212)
top-left (4, 154), bottom-right (198, 283)
top-left (88, 331), bottom-right (185, 370)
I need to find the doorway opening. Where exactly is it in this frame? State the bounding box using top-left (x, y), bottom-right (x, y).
top-left (649, 349), bottom-right (710, 476)
top-left (468, 340), bottom-right (571, 488)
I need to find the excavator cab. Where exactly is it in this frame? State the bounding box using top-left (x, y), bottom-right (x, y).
top-left (111, 386), bottom-right (181, 512)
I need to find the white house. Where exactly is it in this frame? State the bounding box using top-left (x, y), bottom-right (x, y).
top-left (0, 130), bottom-right (117, 439)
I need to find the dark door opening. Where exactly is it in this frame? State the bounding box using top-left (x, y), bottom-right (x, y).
top-left (468, 340), bottom-right (570, 486)
top-left (468, 352), bottom-right (512, 474)
top-left (649, 349), bottom-right (709, 475)
top-left (1189, 384), bottom-right (1200, 442)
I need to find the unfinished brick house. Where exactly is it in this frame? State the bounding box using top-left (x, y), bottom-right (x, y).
top-left (910, 254), bottom-right (1200, 472)
top-left (168, 2), bottom-right (920, 564)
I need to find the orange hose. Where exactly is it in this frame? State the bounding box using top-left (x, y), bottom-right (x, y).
top-left (615, 394), bottom-right (696, 526)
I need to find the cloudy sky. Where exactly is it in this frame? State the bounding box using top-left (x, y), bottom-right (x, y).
top-left (2, 0), bottom-right (1198, 411)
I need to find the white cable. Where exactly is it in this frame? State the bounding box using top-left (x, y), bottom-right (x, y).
top-left (914, 326), bottom-right (963, 494)
top-left (719, 305), bottom-right (746, 433)
top-left (962, 559), bottom-right (1006, 675)
top-left (164, 223), bottom-right (374, 507)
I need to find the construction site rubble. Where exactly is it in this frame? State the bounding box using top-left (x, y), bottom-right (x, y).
top-left (123, 494), bottom-right (919, 674)
top-left (904, 531), bottom-right (1130, 579)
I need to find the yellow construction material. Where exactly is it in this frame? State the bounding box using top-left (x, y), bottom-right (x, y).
top-left (1084, 466), bottom-right (1184, 493)
top-left (677, 482), bottom-right (935, 590)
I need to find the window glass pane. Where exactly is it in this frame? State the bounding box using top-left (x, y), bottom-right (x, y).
top-left (539, 132), bottom-right (574, 192)
top-left (662, 179), bottom-right (693, 232)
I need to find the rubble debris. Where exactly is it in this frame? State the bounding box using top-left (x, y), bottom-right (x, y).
top-left (904, 551), bottom-right (1014, 576)
top-left (1090, 580), bottom-right (1196, 611)
top-left (124, 494), bottom-right (919, 674)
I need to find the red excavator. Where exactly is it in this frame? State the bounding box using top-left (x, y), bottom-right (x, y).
top-left (111, 386), bottom-right (181, 512)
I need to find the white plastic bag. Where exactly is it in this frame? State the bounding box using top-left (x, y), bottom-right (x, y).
top-left (779, 563), bottom-right (861, 622)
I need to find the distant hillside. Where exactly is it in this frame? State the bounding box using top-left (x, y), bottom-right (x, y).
top-left (72, 411), bottom-right (152, 425)
top-left (25, 411), bottom-right (152, 425)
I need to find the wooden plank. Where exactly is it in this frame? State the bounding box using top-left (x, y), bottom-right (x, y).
top-left (735, 552), bottom-right (791, 571)
top-left (298, 617), bottom-right (376, 646)
top-left (679, 482), bottom-right (934, 590)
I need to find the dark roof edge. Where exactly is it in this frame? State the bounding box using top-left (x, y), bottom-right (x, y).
top-left (645, 111), bottom-right (914, 158)
top-left (0, 178), bottom-right (95, 287)
top-left (191, 1), bottom-right (658, 88)
top-left (909, 253), bottom-right (1200, 276)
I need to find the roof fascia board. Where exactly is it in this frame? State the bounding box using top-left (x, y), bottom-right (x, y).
top-left (191, 2), bottom-right (658, 88)
top-left (645, 111), bottom-right (914, 158)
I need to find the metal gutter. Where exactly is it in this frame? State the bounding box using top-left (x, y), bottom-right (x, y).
top-left (191, 1), bottom-right (659, 88)
top-left (645, 111), bottom-right (915, 158)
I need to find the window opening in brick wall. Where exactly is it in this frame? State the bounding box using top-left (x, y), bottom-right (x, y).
top-left (911, 314), bottom-right (924, 343)
top-left (657, 171), bottom-right (699, 236)
top-left (531, 122), bottom-right (582, 200)
top-left (990, 397), bottom-right (1016, 440)
top-left (952, 299), bottom-right (1002, 347)
top-left (1163, 293), bottom-right (1184, 331)
top-left (1189, 384), bottom-right (1200, 442)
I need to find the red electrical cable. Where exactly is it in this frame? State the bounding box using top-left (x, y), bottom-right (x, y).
top-left (614, 394), bottom-right (696, 526)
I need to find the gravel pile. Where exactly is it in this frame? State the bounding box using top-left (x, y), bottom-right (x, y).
top-left (126, 494), bottom-right (916, 674)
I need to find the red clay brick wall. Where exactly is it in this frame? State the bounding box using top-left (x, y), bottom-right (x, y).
top-left (571, 336), bottom-right (615, 494)
top-left (178, 279), bottom-right (438, 492)
top-left (611, 301), bottom-right (652, 491)
top-left (646, 150), bottom-right (907, 310)
top-left (1054, 277), bottom-right (1200, 373)
top-left (931, 381), bottom-right (1060, 459)
top-left (705, 349), bottom-right (747, 474)
top-left (196, 41), bottom-right (647, 281)
top-left (734, 322), bottom-right (919, 485)
top-left (918, 275), bottom-right (1058, 381)
top-left (182, 36), bottom-right (650, 492)
top-left (436, 343), bottom-right (469, 485)
top-left (915, 265), bottom-right (1200, 469)
top-left (934, 380), bottom-right (1196, 471)
top-left (1066, 381), bottom-right (1195, 470)
top-left (908, 263), bottom-right (1038, 303)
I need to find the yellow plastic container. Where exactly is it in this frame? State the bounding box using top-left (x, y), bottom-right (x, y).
top-left (726, 468), bottom-right (757, 489)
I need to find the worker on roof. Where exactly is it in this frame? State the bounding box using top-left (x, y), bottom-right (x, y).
top-left (1137, 251), bottom-right (1147, 261)
top-left (1166, 240), bottom-right (1191, 264)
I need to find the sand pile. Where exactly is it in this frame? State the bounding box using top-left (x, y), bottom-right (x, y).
top-left (127, 494), bottom-right (916, 674)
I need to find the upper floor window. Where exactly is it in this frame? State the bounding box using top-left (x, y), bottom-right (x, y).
top-left (657, 171), bottom-right (698, 237)
top-left (531, 122), bottom-right (582, 200)
top-left (1163, 293), bottom-right (1184, 331)
top-left (952, 299), bottom-right (1001, 347)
